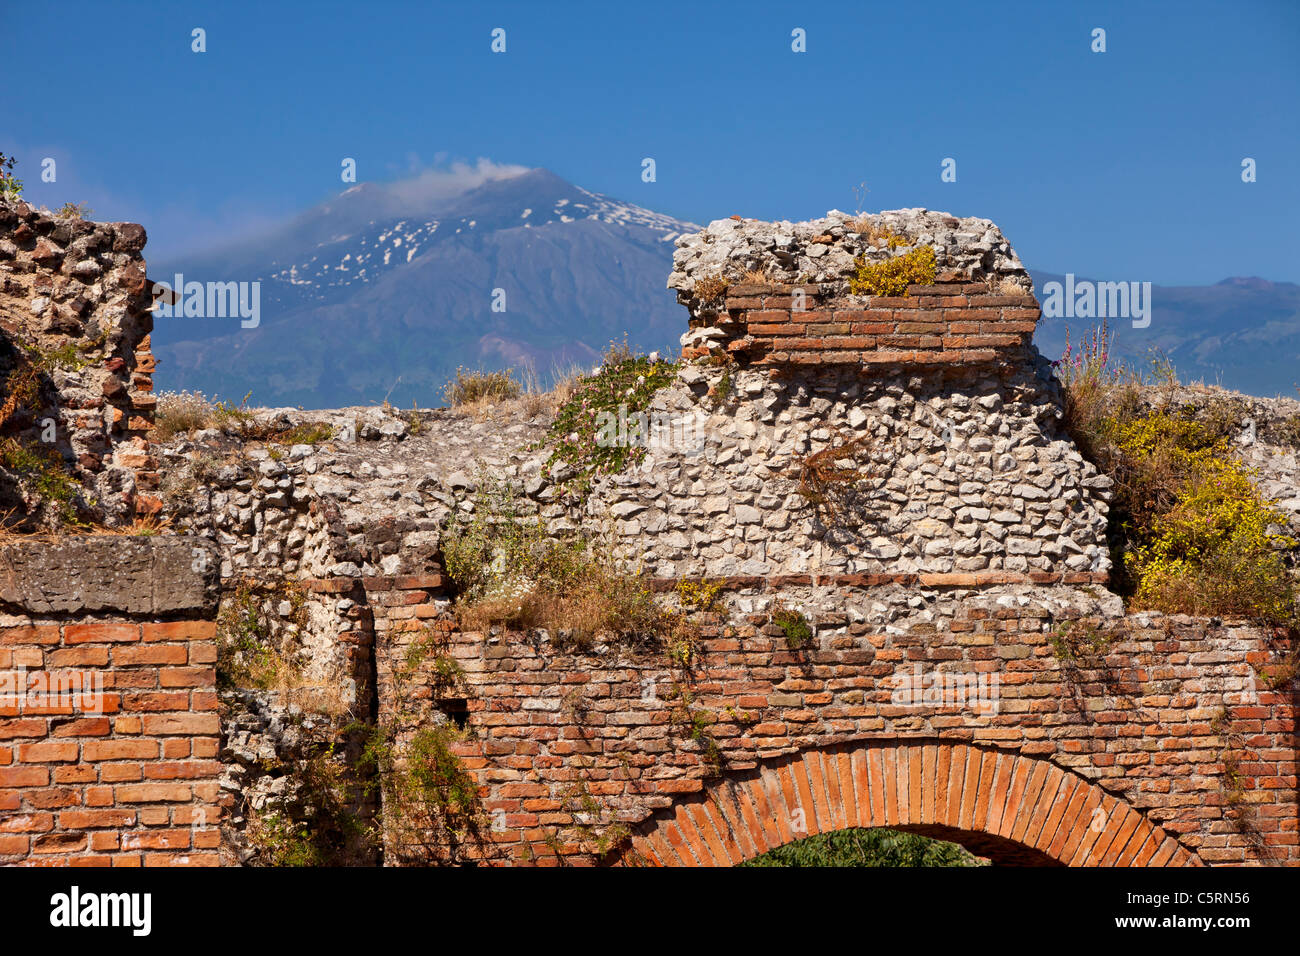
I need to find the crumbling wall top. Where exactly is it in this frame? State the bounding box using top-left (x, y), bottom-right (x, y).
top-left (667, 209), bottom-right (1041, 369)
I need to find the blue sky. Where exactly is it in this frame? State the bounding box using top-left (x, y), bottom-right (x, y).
top-left (4, 0), bottom-right (1297, 284)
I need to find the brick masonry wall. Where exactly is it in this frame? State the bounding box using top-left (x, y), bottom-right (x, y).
top-left (365, 577), bottom-right (1297, 867)
top-left (0, 536), bottom-right (221, 866)
top-left (255, 200), bottom-right (1295, 866)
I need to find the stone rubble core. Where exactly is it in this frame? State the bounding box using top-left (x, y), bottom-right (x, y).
top-left (668, 209), bottom-right (1036, 368)
top-left (590, 363), bottom-right (1115, 580)
top-left (0, 199), bottom-right (159, 524)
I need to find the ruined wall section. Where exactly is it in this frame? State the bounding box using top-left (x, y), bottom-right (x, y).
top-left (0, 199), bottom-right (158, 525)
top-left (368, 576), bottom-right (1295, 867)
top-left (131, 210), bottom-right (1297, 867)
top-left (584, 363), bottom-right (1113, 581)
top-left (669, 209), bottom-right (1035, 366)
top-left (0, 536), bottom-right (221, 866)
top-left (571, 210), bottom-right (1112, 582)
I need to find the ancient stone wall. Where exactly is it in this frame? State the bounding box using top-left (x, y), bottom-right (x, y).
top-left (0, 199), bottom-right (158, 526)
top-left (552, 210), bottom-right (1115, 580)
top-left (130, 209), bottom-right (1299, 868)
top-left (0, 536), bottom-right (221, 865)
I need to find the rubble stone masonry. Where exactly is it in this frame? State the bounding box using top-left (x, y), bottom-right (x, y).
top-left (0, 199), bottom-right (159, 525)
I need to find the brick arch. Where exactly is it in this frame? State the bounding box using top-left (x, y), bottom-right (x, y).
top-left (616, 741), bottom-right (1202, 867)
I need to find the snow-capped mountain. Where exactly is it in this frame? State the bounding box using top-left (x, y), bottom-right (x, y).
top-left (149, 167), bottom-right (1300, 408)
top-left (150, 169), bottom-right (700, 408)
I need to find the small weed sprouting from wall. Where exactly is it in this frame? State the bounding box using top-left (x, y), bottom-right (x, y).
top-left (213, 578), bottom-right (333, 708)
top-left (725, 704), bottom-right (759, 727)
top-left (398, 726), bottom-right (480, 821)
top-left (359, 722), bottom-right (487, 863)
top-left (988, 274), bottom-right (1029, 296)
top-left (1049, 620), bottom-right (1116, 670)
top-left (675, 578), bottom-right (724, 613)
top-left (275, 421), bottom-right (336, 446)
top-left (395, 626), bottom-right (464, 700)
top-left (848, 244), bottom-right (936, 297)
top-left (692, 273), bottom-right (728, 303)
top-left (1048, 620), bottom-right (1126, 714)
top-left (0, 331), bottom-right (112, 530)
top-left (711, 367), bottom-right (733, 406)
top-left (244, 741), bottom-right (376, 866)
top-left (20, 338), bottom-right (98, 375)
top-left (216, 581), bottom-right (287, 691)
top-left (666, 684), bottom-right (726, 778)
top-left (790, 429), bottom-right (875, 525)
top-left (705, 354), bottom-right (737, 409)
top-left (533, 765), bottom-right (636, 866)
top-left (54, 201), bottom-right (93, 220)
top-left (1210, 705), bottom-right (1272, 858)
top-left (567, 777), bottom-right (632, 860)
top-left (404, 408), bottom-right (425, 435)
top-left (245, 812), bottom-right (322, 867)
top-left (844, 218), bottom-right (908, 249)
top-left (152, 391), bottom-right (217, 441)
top-left (210, 393), bottom-right (260, 439)
top-left (0, 152), bottom-right (21, 199)
top-left (0, 438), bottom-right (80, 525)
top-left (665, 625), bottom-right (699, 671)
top-left (772, 605), bottom-right (814, 650)
top-left (1258, 643), bottom-right (1300, 691)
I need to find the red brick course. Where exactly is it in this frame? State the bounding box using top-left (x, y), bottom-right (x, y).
top-left (690, 281), bottom-right (1040, 367)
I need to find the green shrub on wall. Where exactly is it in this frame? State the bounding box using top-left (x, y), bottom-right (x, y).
top-left (536, 340), bottom-right (680, 498)
top-left (1056, 324), bottom-right (1297, 627)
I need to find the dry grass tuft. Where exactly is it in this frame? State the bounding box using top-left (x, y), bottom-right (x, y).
top-left (443, 367), bottom-right (523, 408)
top-left (446, 364), bottom-right (578, 423)
top-left (90, 514), bottom-right (174, 537)
top-left (693, 274), bottom-right (728, 302)
top-left (846, 217), bottom-right (901, 247)
top-left (548, 364), bottom-right (585, 408)
top-left (444, 479), bottom-right (697, 652)
top-left (152, 390), bottom-right (216, 440)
